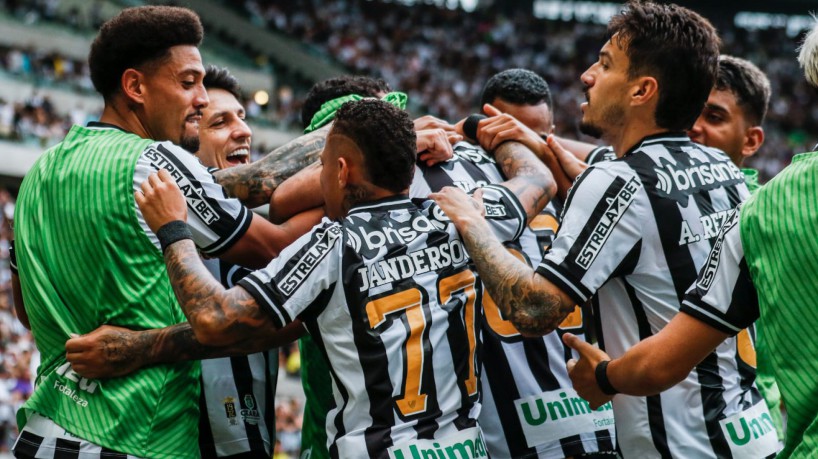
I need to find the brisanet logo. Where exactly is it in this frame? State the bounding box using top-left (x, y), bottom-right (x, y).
top-left (654, 157), bottom-right (744, 199)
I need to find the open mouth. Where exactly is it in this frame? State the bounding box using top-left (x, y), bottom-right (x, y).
top-left (226, 148), bottom-right (251, 166)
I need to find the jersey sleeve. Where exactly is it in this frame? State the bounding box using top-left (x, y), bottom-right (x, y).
top-left (477, 183), bottom-right (527, 243)
top-left (680, 206), bottom-right (759, 335)
top-left (237, 220), bottom-right (343, 329)
top-left (535, 165), bottom-right (644, 304)
top-left (134, 141), bottom-right (252, 256)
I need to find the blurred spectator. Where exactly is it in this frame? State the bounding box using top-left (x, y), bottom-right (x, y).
top-left (241, 0), bottom-right (818, 181)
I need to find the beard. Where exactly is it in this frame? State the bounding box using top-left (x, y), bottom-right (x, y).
top-left (180, 134), bottom-right (200, 153)
top-left (579, 101), bottom-right (625, 140)
top-left (579, 120), bottom-right (604, 138)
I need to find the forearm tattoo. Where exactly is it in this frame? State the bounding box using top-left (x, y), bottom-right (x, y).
top-left (493, 141), bottom-right (554, 218)
top-left (462, 220), bottom-right (572, 336)
top-left (163, 240), bottom-right (274, 344)
top-left (213, 125), bottom-right (328, 207)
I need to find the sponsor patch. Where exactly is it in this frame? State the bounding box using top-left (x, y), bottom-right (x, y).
top-left (484, 203), bottom-right (507, 218)
top-left (145, 145), bottom-right (220, 225)
top-left (575, 177), bottom-right (640, 269)
top-left (277, 225), bottom-right (341, 296)
top-left (514, 388), bottom-right (614, 447)
top-left (388, 426), bottom-right (488, 459)
top-left (696, 207), bottom-right (741, 290)
top-left (719, 398), bottom-right (779, 458)
top-left (654, 155), bottom-right (744, 203)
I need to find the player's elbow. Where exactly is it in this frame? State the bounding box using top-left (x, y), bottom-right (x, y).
top-left (190, 314), bottom-right (240, 347)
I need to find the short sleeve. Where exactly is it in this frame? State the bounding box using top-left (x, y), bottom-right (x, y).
top-left (536, 165), bottom-right (644, 304)
top-left (680, 206), bottom-right (759, 335)
top-left (237, 220), bottom-right (343, 329)
top-left (134, 142), bottom-right (252, 256)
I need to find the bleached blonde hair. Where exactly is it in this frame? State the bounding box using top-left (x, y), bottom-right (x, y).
top-left (798, 16), bottom-right (818, 87)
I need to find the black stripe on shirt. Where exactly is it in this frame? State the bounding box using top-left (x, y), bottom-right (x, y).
top-left (480, 326), bottom-right (533, 458)
top-left (624, 280), bottom-right (671, 458)
top-left (695, 352), bottom-right (731, 456)
top-left (13, 431), bottom-right (42, 458)
top-left (231, 356), bottom-right (266, 454)
top-left (54, 438), bottom-right (80, 459)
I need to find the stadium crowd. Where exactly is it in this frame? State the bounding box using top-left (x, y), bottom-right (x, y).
top-left (242, 0), bottom-right (818, 181)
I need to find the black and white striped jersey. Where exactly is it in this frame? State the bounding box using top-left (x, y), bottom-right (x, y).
top-left (133, 141), bottom-right (252, 256)
top-left (237, 189), bottom-right (525, 459)
top-left (198, 259), bottom-right (278, 459)
top-left (584, 145), bottom-right (617, 165)
top-left (537, 133), bottom-right (775, 457)
top-left (414, 142), bottom-right (616, 458)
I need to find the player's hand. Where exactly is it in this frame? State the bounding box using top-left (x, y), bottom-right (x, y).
top-left (135, 169), bottom-right (188, 233)
top-left (65, 325), bottom-right (149, 379)
top-left (545, 135), bottom-right (588, 180)
top-left (416, 128), bottom-right (461, 166)
top-left (430, 186), bottom-right (485, 233)
top-left (414, 115), bottom-right (457, 133)
top-left (476, 104), bottom-right (545, 153)
top-left (563, 333), bottom-right (615, 409)
top-left (539, 135), bottom-right (585, 200)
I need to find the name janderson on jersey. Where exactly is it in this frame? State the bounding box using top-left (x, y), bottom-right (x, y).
top-left (357, 239), bottom-right (468, 291)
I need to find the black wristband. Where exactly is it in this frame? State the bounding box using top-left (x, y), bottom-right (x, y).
top-left (156, 221), bottom-right (192, 253)
top-left (463, 114), bottom-right (487, 140)
top-left (595, 360), bottom-right (620, 395)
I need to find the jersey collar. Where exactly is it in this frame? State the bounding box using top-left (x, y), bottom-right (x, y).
top-left (347, 194), bottom-right (413, 216)
top-left (622, 131), bottom-right (690, 158)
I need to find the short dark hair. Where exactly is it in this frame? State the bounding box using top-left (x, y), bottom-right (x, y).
top-left (332, 100), bottom-right (416, 193)
top-left (609, 1), bottom-right (720, 131)
top-left (480, 68), bottom-right (552, 109)
top-left (301, 75), bottom-right (392, 128)
top-left (203, 65), bottom-right (242, 101)
top-left (89, 6), bottom-right (203, 100)
top-left (714, 55), bottom-right (770, 126)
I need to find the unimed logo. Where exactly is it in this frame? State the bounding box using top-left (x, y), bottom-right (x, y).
top-left (519, 392), bottom-right (613, 426)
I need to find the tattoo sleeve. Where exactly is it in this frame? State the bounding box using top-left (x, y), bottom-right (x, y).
top-left (213, 124), bottom-right (330, 208)
top-left (462, 217), bottom-right (573, 336)
top-left (163, 240), bottom-right (277, 347)
top-left (492, 141), bottom-right (556, 220)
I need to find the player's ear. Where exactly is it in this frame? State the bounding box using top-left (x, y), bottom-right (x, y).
top-left (337, 157), bottom-right (349, 188)
top-left (630, 76), bottom-right (658, 106)
top-left (741, 126), bottom-right (764, 158)
top-left (121, 68), bottom-right (147, 105)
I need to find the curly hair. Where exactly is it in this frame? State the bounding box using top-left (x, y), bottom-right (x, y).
top-left (480, 68), bottom-right (552, 109)
top-left (715, 56), bottom-right (770, 126)
top-left (301, 75), bottom-right (392, 128)
top-left (203, 65), bottom-right (242, 100)
top-left (609, 1), bottom-right (720, 131)
top-left (89, 6), bottom-right (203, 100)
top-left (332, 99), bottom-right (416, 193)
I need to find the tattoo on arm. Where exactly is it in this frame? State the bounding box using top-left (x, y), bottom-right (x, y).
top-left (493, 141), bottom-right (555, 219)
top-left (213, 125), bottom-right (329, 207)
top-left (164, 240), bottom-right (275, 346)
top-left (462, 219), bottom-right (573, 336)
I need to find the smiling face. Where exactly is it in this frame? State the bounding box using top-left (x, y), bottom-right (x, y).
top-left (140, 45), bottom-right (208, 152)
top-left (197, 88), bottom-right (252, 169)
top-left (579, 37), bottom-right (631, 139)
